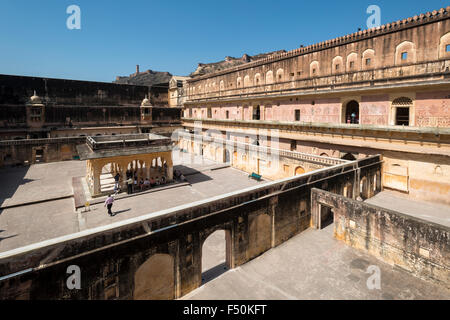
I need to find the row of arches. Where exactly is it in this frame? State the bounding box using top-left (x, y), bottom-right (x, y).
top-left (133, 167), bottom-right (381, 299)
top-left (86, 154), bottom-right (173, 196)
top-left (98, 157), bottom-right (170, 193)
top-left (134, 211), bottom-right (273, 299)
top-left (189, 32), bottom-right (450, 95)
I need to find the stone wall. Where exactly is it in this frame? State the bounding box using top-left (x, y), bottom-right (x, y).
top-left (0, 137), bottom-right (86, 167)
top-left (311, 188), bottom-right (450, 287)
top-left (0, 123), bottom-right (182, 168)
top-left (0, 74), bottom-right (149, 106)
top-left (184, 89), bottom-right (450, 127)
top-left (182, 118), bottom-right (450, 205)
top-left (0, 156), bottom-right (382, 300)
top-left (185, 10), bottom-right (450, 102)
top-left (183, 9), bottom-right (450, 129)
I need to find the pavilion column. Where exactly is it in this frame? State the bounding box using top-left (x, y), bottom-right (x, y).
top-left (150, 158), bottom-right (155, 179)
top-left (86, 160), bottom-right (93, 193)
top-left (145, 157), bottom-right (151, 180)
top-left (93, 164), bottom-right (101, 196)
top-left (139, 160), bottom-right (144, 180)
top-left (120, 160), bottom-right (128, 189)
top-left (166, 156), bottom-right (174, 181)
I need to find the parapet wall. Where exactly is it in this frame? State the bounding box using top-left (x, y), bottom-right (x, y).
top-left (311, 189), bottom-right (450, 287)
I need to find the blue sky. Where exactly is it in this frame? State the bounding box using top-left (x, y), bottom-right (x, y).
top-left (0, 0), bottom-right (448, 82)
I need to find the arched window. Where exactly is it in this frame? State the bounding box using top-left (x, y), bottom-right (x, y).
top-left (276, 69), bottom-right (284, 82)
top-left (219, 80), bottom-right (225, 91)
top-left (346, 52), bottom-right (358, 71)
top-left (254, 73), bottom-right (261, 85)
top-left (362, 49), bottom-right (375, 69)
top-left (439, 32), bottom-right (450, 58)
top-left (244, 75), bottom-right (251, 87)
top-left (295, 166), bottom-right (305, 176)
top-left (266, 71), bottom-right (274, 84)
top-left (310, 61), bottom-right (319, 77)
top-left (395, 41), bottom-right (416, 65)
top-left (332, 56), bottom-right (343, 74)
top-left (237, 77), bottom-right (242, 87)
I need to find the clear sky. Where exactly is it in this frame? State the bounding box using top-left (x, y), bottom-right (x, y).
top-left (0, 0), bottom-right (448, 82)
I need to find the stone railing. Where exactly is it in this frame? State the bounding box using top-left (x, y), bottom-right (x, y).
top-left (86, 133), bottom-right (171, 151)
top-left (0, 137), bottom-right (86, 146)
top-left (185, 59), bottom-right (450, 102)
top-left (178, 131), bottom-right (347, 166)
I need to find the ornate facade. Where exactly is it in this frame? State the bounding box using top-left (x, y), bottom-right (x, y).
top-left (182, 7), bottom-right (450, 205)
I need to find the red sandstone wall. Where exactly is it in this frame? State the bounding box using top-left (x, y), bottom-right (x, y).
top-left (415, 91), bottom-right (450, 127)
top-left (360, 95), bottom-right (390, 125)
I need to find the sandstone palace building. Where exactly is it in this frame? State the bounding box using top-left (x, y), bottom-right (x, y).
top-left (182, 8), bottom-right (450, 205)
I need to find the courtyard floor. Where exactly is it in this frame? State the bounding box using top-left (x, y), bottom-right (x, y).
top-left (365, 191), bottom-right (450, 227)
top-left (182, 225), bottom-right (450, 300)
top-left (0, 153), bottom-right (264, 253)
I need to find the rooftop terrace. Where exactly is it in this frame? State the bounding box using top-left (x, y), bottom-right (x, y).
top-left (77, 133), bottom-right (173, 160)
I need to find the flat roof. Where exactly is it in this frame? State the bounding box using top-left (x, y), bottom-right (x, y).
top-left (76, 133), bottom-right (173, 160)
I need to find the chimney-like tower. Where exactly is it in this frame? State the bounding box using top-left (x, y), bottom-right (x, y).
top-left (136, 65), bottom-right (140, 75)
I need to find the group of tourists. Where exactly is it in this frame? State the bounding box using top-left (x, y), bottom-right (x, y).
top-left (105, 168), bottom-right (186, 217)
top-left (113, 170), bottom-right (168, 195)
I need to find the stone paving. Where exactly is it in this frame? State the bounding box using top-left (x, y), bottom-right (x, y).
top-left (81, 165), bottom-right (263, 230)
top-left (182, 225), bottom-right (450, 300)
top-left (0, 161), bottom-right (85, 208)
top-left (0, 157), bottom-right (263, 253)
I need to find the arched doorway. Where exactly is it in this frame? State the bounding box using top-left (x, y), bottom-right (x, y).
top-left (295, 166), bottom-right (306, 176)
top-left (360, 177), bottom-right (369, 200)
top-left (341, 153), bottom-right (357, 161)
top-left (134, 254), bottom-right (175, 300)
top-left (343, 182), bottom-right (353, 198)
top-left (215, 148), bottom-right (223, 163)
top-left (253, 105), bottom-right (261, 120)
top-left (343, 100), bottom-right (360, 124)
top-left (100, 162), bottom-right (121, 193)
top-left (201, 230), bottom-right (232, 285)
top-left (225, 150), bottom-right (231, 163)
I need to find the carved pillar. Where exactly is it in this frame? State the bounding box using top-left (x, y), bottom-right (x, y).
top-left (120, 160), bottom-right (128, 189)
top-left (93, 163), bottom-right (101, 196)
top-left (166, 154), bottom-right (174, 181)
top-left (147, 158), bottom-right (151, 179)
